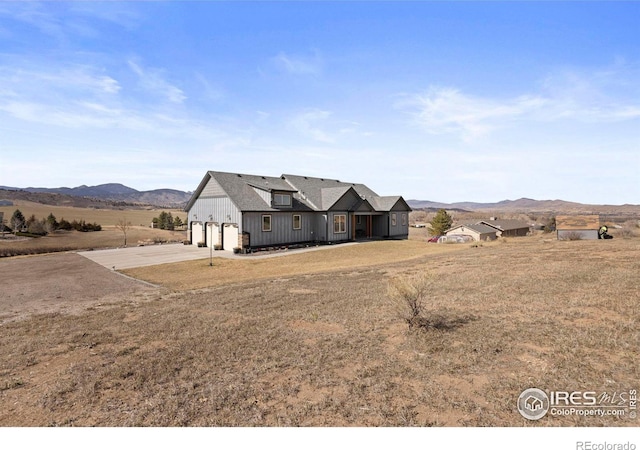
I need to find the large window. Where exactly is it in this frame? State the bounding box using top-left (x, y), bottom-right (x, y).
top-left (334, 214), bottom-right (346, 233)
top-left (273, 193), bottom-right (291, 207)
top-left (293, 214), bottom-right (301, 230)
top-left (391, 213), bottom-right (397, 226)
top-left (262, 214), bottom-right (272, 232)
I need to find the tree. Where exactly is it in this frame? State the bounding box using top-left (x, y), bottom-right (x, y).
top-left (44, 213), bottom-right (58, 234)
top-left (28, 218), bottom-right (46, 235)
top-left (155, 211), bottom-right (174, 230)
top-left (10, 209), bottom-right (25, 234)
top-left (173, 216), bottom-right (183, 229)
top-left (115, 218), bottom-right (132, 247)
top-left (430, 209), bottom-right (453, 235)
top-left (543, 216), bottom-right (556, 233)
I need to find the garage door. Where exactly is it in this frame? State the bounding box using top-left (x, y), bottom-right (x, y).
top-left (223, 224), bottom-right (239, 251)
top-left (191, 222), bottom-right (203, 246)
top-left (206, 223), bottom-right (220, 248)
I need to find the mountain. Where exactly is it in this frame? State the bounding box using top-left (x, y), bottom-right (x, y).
top-left (407, 198), bottom-right (640, 215)
top-left (0, 184), bottom-right (192, 208)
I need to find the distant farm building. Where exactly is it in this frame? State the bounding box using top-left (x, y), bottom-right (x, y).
top-left (556, 215), bottom-right (600, 240)
top-left (478, 219), bottom-right (531, 237)
top-left (444, 218), bottom-right (531, 242)
top-left (445, 223), bottom-right (498, 242)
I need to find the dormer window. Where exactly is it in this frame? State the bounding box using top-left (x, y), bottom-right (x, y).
top-left (273, 193), bottom-right (291, 207)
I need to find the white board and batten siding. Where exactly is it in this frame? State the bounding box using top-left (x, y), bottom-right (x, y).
top-left (189, 176), bottom-right (242, 246)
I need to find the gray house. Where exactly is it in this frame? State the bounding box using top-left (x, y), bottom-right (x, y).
top-left (444, 223), bottom-right (498, 242)
top-left (185, 171), bottom-right (412, 251)
top-left (478, 219), bottom-right (531, 237)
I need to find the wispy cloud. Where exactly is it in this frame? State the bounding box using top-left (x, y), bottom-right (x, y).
top-left (400, 63), bottom-right (640, 141)
top-left (271, 51), bottom-right (323, 75)
top-left (288, 108), bottom-right (334, 143)
top-left (128, 60), bottom-right (186, 104)
top-left (0, 2), bottom-right (141, 41)
top-left (400, 87), bottom-right (546, 139)
top-left (0, 62), bottom-right (217, 140)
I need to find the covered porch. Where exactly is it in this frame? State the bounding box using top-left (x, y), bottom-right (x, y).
top-left (351, 212), bottom-right (385, 240)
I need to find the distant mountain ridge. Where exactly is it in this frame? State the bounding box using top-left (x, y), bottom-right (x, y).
top-left (1, 183), bottom-right (637, 213)
top-left (0, 183), bottom-right (192, 208)
top-left (407, 198), bottom-right (640, 214)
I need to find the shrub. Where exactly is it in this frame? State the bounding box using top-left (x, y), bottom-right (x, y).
top-left (387, 274), bottom-right (431, 329)
top-left (560, 231), bottom-right (583, 241)
top-left (70, 220), bottom-right (102, 232)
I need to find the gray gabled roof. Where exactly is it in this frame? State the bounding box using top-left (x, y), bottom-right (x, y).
top-left (185, 171), bottom-right (313, 212)
top-left (186, 171), bottom-right (411, 213)
top-left (447, 223), bottom-right (498, 235)
top-left (320, 186), bottom-right (353, 210)
top-left (479, 220), bottom-right (531, 231)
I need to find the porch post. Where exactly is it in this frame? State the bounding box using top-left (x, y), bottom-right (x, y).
top-left (367, 215), bottom-right (372, 238)
top-left (351, 214), bottom-right (356, 240)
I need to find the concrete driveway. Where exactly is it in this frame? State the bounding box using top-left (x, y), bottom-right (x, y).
top-left (79, 242), bottom-right (360, 270)
top-left (78, 243), bottom-right (215, 270)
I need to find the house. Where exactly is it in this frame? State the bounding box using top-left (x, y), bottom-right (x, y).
top-left (478, 219), bottom-right (531, 237)
top-left (184, 171), bottom-right (412, 251)
top-left (556, 215), bottom-right (600, 240)
top-left (444, 223), bottom-right (498, 242)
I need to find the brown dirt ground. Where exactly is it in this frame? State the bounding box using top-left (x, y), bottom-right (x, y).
top-left (0, 234), bottom-right (638, 427)
top-left (0, 253), bottom-right (158, 324)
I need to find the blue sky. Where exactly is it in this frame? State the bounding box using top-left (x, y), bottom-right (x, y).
top-left (0, 1), bottom-right (638, 204)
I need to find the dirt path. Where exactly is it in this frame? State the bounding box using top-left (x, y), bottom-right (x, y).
top-left (0, 252), bottom-right (157, 324)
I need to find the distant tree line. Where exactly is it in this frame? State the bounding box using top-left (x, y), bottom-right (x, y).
top-left (5, 209), bottom-right (101, 236)
top-left (152, 211), bottom-right (183, 230)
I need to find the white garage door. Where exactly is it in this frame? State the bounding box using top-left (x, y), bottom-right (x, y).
top-left (191, 222), bottom-right (203, 246)
top-left (223, 224), bottom-right (239, 251)
top-left (206, 223), bottom-right (220, 248)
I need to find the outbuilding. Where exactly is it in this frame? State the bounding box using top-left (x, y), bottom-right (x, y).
top-left (556, 215), bottom-right (600, 240)
top-left (444, 223), bottom-right (498, 242)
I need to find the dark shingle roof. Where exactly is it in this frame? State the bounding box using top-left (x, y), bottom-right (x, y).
top-left (479, 220), bottom-right (531, 231)
top-left (448, 223), bottom-right (498, 234)
top-left (186, 171), bottom-right (411, 213)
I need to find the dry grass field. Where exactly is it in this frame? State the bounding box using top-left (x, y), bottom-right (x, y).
top-left (0, 227), bottom-right (187, 258)
top-left (0, 200), bottom-right (186, 227)
top-left (0, 231), bottom-right (638, 427)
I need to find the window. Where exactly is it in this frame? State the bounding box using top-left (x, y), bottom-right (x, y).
top-left (262, 214), bottom-right (272, 232)
top-left (402, 213), bottom-right (407, 226)
top-left (273, 193), bottom-right (291, 207)
top-left (293, 214), bottom-right (301, 230)
top-left (334, 214), bottom-right (346, 233)
top-left (391, 213), bottom-right (397, 226)
top-left (356, 215), bottom-right (362, 225)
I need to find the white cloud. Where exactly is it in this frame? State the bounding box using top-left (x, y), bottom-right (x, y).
top-left (399, 86), bottom-right (547, 140)
top-left (128, 60), bottom-right (186, 104)
top-left (288, 109), bottom-right (334, 143)
top-left (272, 51), bottom-right (322, 75)
top-left (400, 63), bottom-right (640, 141)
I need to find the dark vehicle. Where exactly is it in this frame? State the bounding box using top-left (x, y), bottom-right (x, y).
top-left (427, 235), bottom-right (441, 243)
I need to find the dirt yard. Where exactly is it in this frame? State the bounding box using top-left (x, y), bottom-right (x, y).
top-left (0, 235), bottom-right (638, 426)
top-left (0, 253), bottom-right (158, 324)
